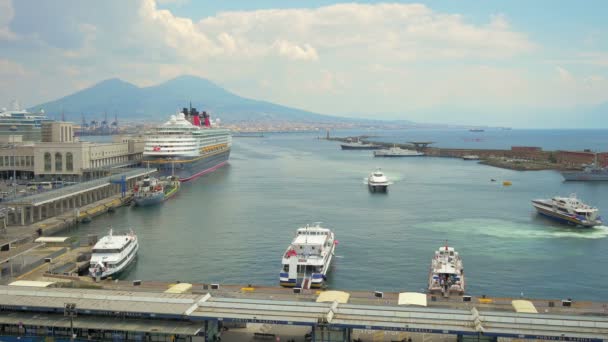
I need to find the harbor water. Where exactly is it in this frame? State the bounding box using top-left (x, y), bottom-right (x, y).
top-left (74, 130), bottom-right (608, 301)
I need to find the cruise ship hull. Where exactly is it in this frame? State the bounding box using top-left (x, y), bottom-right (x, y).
top-left (561, 172), bottom-right (608, 181)
top-left (341, 144), bottom-right (382, 150)
top-left (374, 153), bottom-right (424, 157)
top-left (532, 201), bottom-right (601, 227)
top-left (144, 150), bottom-right (230, 182)
top-left (134, 193), bottom-right (164, 207)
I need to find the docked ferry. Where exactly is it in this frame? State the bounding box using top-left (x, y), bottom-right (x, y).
top-left (89, 228), bottom-right (139, 280)
top-left (279, 223), bottom-right (337, 289)
top-left (428, 244), bottom-right (465, 296)
top-left (143, 107), bottom-right (231, 182)
top-left (133, 175), bottom-right (180, 207)
top-left (532, 194), bottom-right (602, 227)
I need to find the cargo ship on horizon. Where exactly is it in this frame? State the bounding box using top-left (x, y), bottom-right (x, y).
top-left (143, 107), bottom-right (231, 182)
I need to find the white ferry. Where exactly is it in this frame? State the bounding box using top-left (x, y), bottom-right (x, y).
top-left (428, 244), bottom-right (465, 297)
top-left (367, 168), bottom-right (390, 192)
top-left (89, 228), bottom-right (139, 279)
top-left (532, 194), bottom-right (602, 228)
top-left (279, 223), bottom-right (337, 289)
top-left (143, 107), bottom-right (232, 182)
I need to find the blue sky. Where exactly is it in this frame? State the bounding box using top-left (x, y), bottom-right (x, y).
top-left (1, 0), bottom-right (607, 127)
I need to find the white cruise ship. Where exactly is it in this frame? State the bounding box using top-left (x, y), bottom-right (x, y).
top-left (428, 244), bottom-right (465, 296)
top-left (143, 107), bottom-right (232, 182)
top-left (0, 101), bottom-right (53, 141)
top-left (279, 223), bottom-right (337, 289)
top-left (89, 228), bottom-right (138, 280)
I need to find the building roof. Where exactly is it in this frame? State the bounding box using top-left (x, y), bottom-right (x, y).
top-left (34, 237), bottom-right (70, 243)
top-left (165, 283), bottom-right (193, 294)
top-left (316, 291), bottom-right (350, 304)
top-left (0, 311), bottom-right (203, 336)
top-left (512, 300), bottom-right (538, 313)
top-left (8, 280), bottom-right (55, 287)
top-left (0, 286), bottom-right (202, 316)
top-left (398, 292), bottom-right (427, 306)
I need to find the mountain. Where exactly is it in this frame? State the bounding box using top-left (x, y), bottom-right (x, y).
top-left (29, 75), bottom-right (346, 123)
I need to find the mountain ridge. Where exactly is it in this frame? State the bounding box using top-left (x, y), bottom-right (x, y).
top-left (29, 76), bottom-right (350, 123)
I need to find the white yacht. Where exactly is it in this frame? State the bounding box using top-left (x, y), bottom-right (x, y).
top-left (89, 228), bottom-right (139, 279)
top-left (462, 155), bottom-right (480, 160)
top-left (367, 168), bottom-right (389, 192)
top-left (428, 244), bottom-right (465, 297)
top-left (532, 194), bottom-right (602, 228)
top-left (279, 223), bottom-right (337, 289)
top-left (374, 146), bottom-right (424, 157)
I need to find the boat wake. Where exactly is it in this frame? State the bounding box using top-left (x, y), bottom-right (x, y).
top-left (424, 218), bottom-right (608, 240)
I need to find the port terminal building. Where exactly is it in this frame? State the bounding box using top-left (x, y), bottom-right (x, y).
top-left (0, 284), bottom-right (606, 342)
top-left (0, 122), bottom-right (144, 181)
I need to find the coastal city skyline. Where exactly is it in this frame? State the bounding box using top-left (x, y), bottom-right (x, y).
top-left (2, 0), bottom-right (608, 128)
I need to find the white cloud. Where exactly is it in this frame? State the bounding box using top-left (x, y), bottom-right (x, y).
top-left (4, 0), bottom-right (608, 125)
top-left (0, 0), bottom-right (16, 40)
top-left (0, 58), bottom-right (28, 76)
top-left (556, 66), bottom-right (574, 82)
top-left (273, 40), bottom-right (319, 61)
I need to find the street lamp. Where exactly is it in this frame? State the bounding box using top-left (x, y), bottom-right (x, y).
top-left (64, 303), bottom-right (77, 341)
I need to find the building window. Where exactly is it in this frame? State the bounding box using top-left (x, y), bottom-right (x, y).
top-left (55, 152), bottom-right (62, 171)
top-left (44, 152), bottom-right (51, 171)
top-left (66, 152), bottom-right (73, 171)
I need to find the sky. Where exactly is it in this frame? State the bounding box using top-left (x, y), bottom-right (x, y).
top-left (1, 0), bottom-right (607, 127)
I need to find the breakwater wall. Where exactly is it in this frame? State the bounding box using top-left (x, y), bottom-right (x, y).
top-left (329, 135), bottom-right (607, 171)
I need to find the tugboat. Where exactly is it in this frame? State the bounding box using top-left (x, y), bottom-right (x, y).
top-left (532, 194), bottom-right (602, 228)
top-left (367, 168), bottom-right (389, 192)
top-left (133, 175), bottom-right (180, 207)
top-left (428, 243), bottom-right (465, 297)
top-left (89, 228), bottom-right (138, 280)
top-left (279, 223), bottom-right (337, 289)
